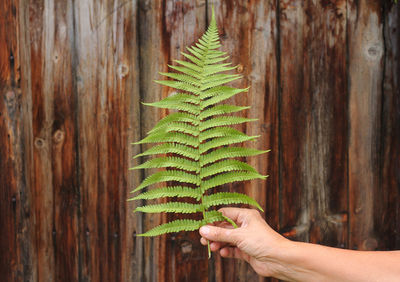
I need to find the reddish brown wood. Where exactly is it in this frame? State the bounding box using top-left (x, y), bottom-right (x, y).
top-left (347, 0), bottom-right (384, 251)
top-left (0, 1), bottom-right (36, 281)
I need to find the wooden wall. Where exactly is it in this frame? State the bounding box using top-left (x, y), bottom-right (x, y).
top-left (1, 0), bottom-right (399, 281)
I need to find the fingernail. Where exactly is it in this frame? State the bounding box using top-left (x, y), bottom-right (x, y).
top-left (200, 226), bottom-right (210, 235)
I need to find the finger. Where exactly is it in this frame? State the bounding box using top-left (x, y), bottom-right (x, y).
top-left (199, 225), bottom-right (239, 245)
top-left (200, 237), bottom-right (208, 246)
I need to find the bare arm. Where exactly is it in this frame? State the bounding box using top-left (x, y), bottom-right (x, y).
top-left (199, 208), bottom-right (400, 282)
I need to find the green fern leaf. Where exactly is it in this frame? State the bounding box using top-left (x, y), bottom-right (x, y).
top-left (199, 134), bottom-right (259, 153)
top-left (150, 112), bottom-right (199, 132)
top-left (199, 116), bottom-right (257, 131)
top-left (199, 127), bottom-right (246, 142)
top-left (202, 171), bottom-right (267, 192)
top-left (135, 202), bottom-right (201, 213)
top-left (129, 186), bottom-right (200, 201)
top-left (203, 192), bottom-right (264, 211)
top-left (149, 122), bottom-right (199, 136)
top-left (154, 79), bottom-right (201, 95)
top-left (134, 132), bottom-right (198, 147)
top-left (200, 147), bottom-right (270, 166)
top-left (133, 143), bottom-right (199, 160)
top-left (142, 98), bottom-right (199, 115)
top-left (131, 156), bottom-right (199, 173)
top-left (198, 104), bottom-right (250, 120)
top-left (200, 159), bottom-right (257, 178)
top-left (133, 170), bottom-right (200, 192)
top-left (138, 219), bottom-right (203, 237)
top-left (200, 86), bottom-right (249, 107)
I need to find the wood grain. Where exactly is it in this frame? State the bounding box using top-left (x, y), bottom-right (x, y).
top-left (347, 0), bottom-right (384, 251)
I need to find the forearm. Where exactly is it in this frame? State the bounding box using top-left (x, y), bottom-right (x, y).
top-left (269, 241), bottom-right (400, 282)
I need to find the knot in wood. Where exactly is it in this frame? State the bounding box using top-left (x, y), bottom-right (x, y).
top-left (34, 137), bottom-right (45, 149)
top-left (365, 44), bottom-right (382, 61)
top-left (53, 130), bottom-right (65, 143)
top-left (237, 64), bottom-right (244, 73)
top-left (118, 64), bottom-right (129, 78)
top-left (5, 90), bottom-right (16, 107)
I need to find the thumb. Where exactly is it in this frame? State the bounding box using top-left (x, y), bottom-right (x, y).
top-left (199, 225), bottom-right (239, 245)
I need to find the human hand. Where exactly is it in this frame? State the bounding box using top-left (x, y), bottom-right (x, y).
top-left (199, 207), bottom-right (290, 277)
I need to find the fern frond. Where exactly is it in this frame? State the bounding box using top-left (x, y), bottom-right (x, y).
top-left (138, 219), bottom-right (202, 237)
top-left (149, 122), bottom-right (199, 136)
top-left (199, 116), bottom-right (257, 131)
top-left (199, 105), bottom-right (250, 120)
top-left (129, 186), bottom-right (200, 201)
top-left (151, 112), bottom-right (199, 132)
top-left (199, 134), bottom-right (259, 153)
top-left (199, 127), bottom-right (246, 142)
top-left (168, 64), bottom-right (202, 80)
top-left (203, 192), bottom-right (264, 211)
top-left (200, 86), bottom-right (248, 106)
top-left (203, 63), bottom-right (236, 76)
top-left (174, 59), bottom-right (202, 73)
top-left (131, 7), bottom-right (268, 241)
top-left (133, 143), bottom-right (199, 160)
top-left (133, 170), bottom-right (200, 192)
top-left (131, 156), bottom-right (199, 173)
top-left (200, 147), bottom-right (270, 166)
top-left (200, 159), bottom-right (257, 178)
top-left (202, 171), bottom-right (267, 192)
top-left (135, 202), bottom-right (201, 213)
top-left (154, 79), bottom-right (201, 95)
top-left (159, 72), bottom-right (201, 87)
top-left (133, 132), bottom-right (198, 147)
top-left (142, 98), bottom-right (199, 115)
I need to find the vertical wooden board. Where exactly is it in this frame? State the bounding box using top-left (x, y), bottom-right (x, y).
top-left (300, 0), bottom-right (348, 248)
top-left (137, 1), bottom-right (166, 281)
top-left (121, 2), bottom-right (142, 281)
top-left (210, 1), bottom-right (278, 281)
top-left (28, 0), bottom-right (57, 280)
top-left (278, 0), bottom-right (308, 242)
top-left (46, 1), bottom-right (80, 281)
top-left (378, 2), bottom-right (400, 250)
top-left (0, 1), bottom-right (36, 280)
top-left (347, 0), bottom-right (384, 251)
top-left (74, 0), bottom-right (139, 281)
top-left (279, 0), bottom-right (348, 248)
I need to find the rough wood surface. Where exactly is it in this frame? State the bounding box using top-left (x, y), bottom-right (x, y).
top-left (347, 0), bottom-right (384, 251)
top-left (0, 1), bottom-right (399, 281)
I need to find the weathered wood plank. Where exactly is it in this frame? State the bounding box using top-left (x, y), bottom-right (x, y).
top-left (28, 0), bottom-right (57, 280)
top-left (377, 2), bottom-right (400, 250)
top-left (45, 1), bottom-right (80, 281)
top-left (300, 0), bottom-right (348, 248)
top-left (0, 1), bottom-right (36, 281)
top-left (74, 1), bottom-right (139, 281)
top-left (279, 0), bottom-right (348, 250)
top-left (347, 0), bottom-right (384, 251)
top-left (278, 0), bottom-right (307, 243)
top-left (136, 1), bottom-right (166, 281)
